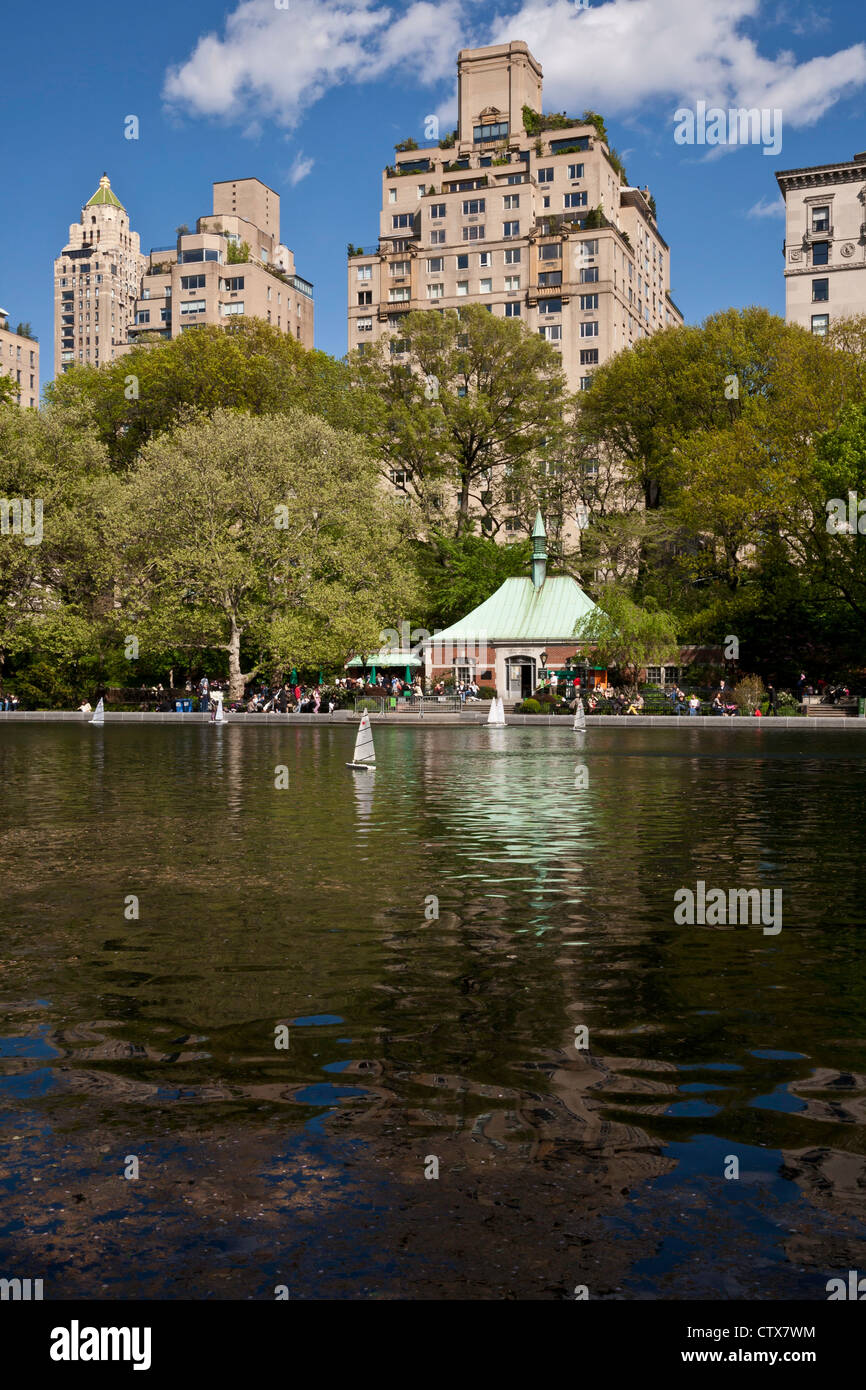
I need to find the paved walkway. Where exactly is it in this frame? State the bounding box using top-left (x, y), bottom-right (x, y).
top-left (1, 710), bottom-right (864, 731)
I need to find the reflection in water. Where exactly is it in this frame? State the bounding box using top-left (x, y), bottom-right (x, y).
top-left (1, 723), bottom-right (865, 1298)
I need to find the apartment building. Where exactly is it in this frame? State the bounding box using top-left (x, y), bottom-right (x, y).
top-left (126, 178), bottom-right (313, 351)
top-left (347, 41), bottom-right (682, 392)
top-left (0, 308), bottom-right (39, 408)
top-left (54, 175), bottom-right (144, 376)
top-left (776, 149), bottom-right (866, 335)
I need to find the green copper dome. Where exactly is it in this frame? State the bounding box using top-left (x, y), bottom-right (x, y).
top-left (86, 174), bottom-right (124, 209)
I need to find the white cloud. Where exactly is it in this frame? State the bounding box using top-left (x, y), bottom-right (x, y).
top-left (163, 0), bottom-right (465, 128)
top-left (288, 151), bottom-right (315, 185)
top-left (164, 0), bottom-right (866, 140)
top-left (487, 0), bottom-right (866, 131)
top-left (747, 195), bottom-right (786, 219)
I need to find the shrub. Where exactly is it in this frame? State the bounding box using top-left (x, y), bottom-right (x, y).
top-left (733, 675), bottom-right (766, 715)
top-left (356, 697), bottom-right (380, 713)
top-left (518, 698), bottom-right (542, 713)
top-left (478, 686), bottom-right (495, 700)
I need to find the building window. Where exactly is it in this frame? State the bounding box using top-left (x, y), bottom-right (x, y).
top-left (135, 310), bottom-right (150, 324)
top-left (538, 168), bottom-right (554, 183)
top-left (506, 174), bottom-right (523, 185)
top-left (478, 277), bottom-right (492, 294)
top-left (567, 163), bottom-right (585, 179)
top-left (504, 248), bottom-right (521, 265)
top-left (388, 189), bottom-right (397, 203)
top-left (463, 225), bottom-right (485, 241)
top-left (390, 261), bottom-right (411, 276)
top-left (579, 293), bottom-right (599, 310)
top-left (580, 349), bottom-right (599, 364)
top-left (473, 121), bottom-right (508, 142)
top-left (388, 287), bottom-right (410, 301)
top-left (430, 229), bottom-right (446, 245)
top-left (358, 291), bottom-right (372, 305)
top-left (539, 243), bottom-right (560, 261)
top-left (390, 339), bottom-right (410, 355)
top-left (812, 241), bottom-right (829, 266)
top-left (180, 300), bottom-right (206, 315)
top-left (418, 185), bottom-right (426, 199)
top-left (811, 313), bottom-right (829, 336)
top-left (221, 301), bottom-right (245, 315)
top-left (539, 324), bottom-right (562, 341)
top-left (462, 198), bottom-right (486, 216)
top-left (357, 317), bottom-right (373, 332)
top-left (580, 375), bottom-right (594, 390)
top-left (504, 302), bottom-right (521, 317)
top-left (427, 257), bottom-right (444, 273)
top-left (505, 275), bottom-right (520, 291)
top-left (222, 276), bottom-right (245, 291)
top-left (427, 283), bottom-right (444, 298)
top-left (580, 321), bottom-right (599, 337)
top-left (812, 205), bottom-right (830, 233)
top-left (538, 271), bottom-right (561, 287)
top-left (812, 278), bottom-right (829, 302)
top-left (538, 297), bottom-right (562, 315)
top-left (456, 253), bottom-right (469, 270)
top-left (456, 281), bottom-right (469, 296)
top-left (357, 265), bottom-right (372, 280)
top-left (181, 275), bottom-right (206, 290)
top-left (565, 192), bottom-right (588, 208)
top-left (392, 214), bottom-right (413, 229)
top-left (479, 251), bottom-right (492, 268)
top-left (580, 266), bottom-right (599, 283)
top-left (503, 221), bottom-right (519, 238)
top-left (504, 194), bottom-right (520, 210)
top-left (430, 204), bottom-right (446, 219)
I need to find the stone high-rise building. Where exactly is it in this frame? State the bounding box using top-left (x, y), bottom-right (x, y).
top-left (0, 308), bottom-right (39, 408)
top-left (54, 175), bottom-right (144, 376)
top-left (776, 150), bottom-right (866, 335)
top-left (126, 178), bottom-right (313, 351)
top-left (347, 41), bottom-right (682, 389)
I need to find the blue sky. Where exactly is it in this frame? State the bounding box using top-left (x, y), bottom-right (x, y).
top-left (2, 0), bottom-right (865, 386)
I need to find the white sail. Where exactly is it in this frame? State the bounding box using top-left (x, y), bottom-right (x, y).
top-left (487, 696), bottom-right (506, 726)
top-left (213, 691), bottom-right (225, 723)
top-left (353, 711), bottom-right (376, 764)
top-left (573, 697), bottom-right (586, 731)
top-left (90, 697), bottom-right (104, 726)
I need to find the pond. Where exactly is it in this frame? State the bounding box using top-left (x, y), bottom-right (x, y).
top-left (1, 722), bottom-right (864, 1299)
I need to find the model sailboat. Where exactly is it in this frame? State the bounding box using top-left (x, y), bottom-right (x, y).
top-left (487, 696), bottom-right (506, 727)
top-left (573, 697), bottom-right (586, 731)
top-left (212, 691), bottom-right (225, 723)
top-left (347, 711), bottom-right (375, 770)
top-left (90, 698), bottom-right (105, 726)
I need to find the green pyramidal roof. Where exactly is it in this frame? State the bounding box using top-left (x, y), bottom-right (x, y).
top-left (86, 174), bottom-right (124, 209)
top-left (431, 575), bottom-right (598, 643)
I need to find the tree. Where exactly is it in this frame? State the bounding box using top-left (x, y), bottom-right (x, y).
top-left (0, 400), bottom-right (116, 703)
top-left (46, 320), bottom-right (372, 469)
top-left (0, 376), bottom-right (17, 407)
top-left (226, 239), bottom-right (250, 265)
top-left (118, 409), bottom-right (420, 699)
top-left (413, 531), bottom-right (532, 629)
top-left (352, 305), bottom-right (567, 538)
top-left (573, 587), bottom-right (678, 692)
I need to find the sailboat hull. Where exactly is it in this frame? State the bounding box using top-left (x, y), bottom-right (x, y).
top-left (346, 762), bottom-right (374, 770)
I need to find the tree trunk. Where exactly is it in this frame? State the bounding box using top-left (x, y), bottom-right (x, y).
top-left (228, 621), bottom-right (245, 701)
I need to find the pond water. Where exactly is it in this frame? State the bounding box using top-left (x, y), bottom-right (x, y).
top-left (1, 722), bottom-right (864, 1299)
